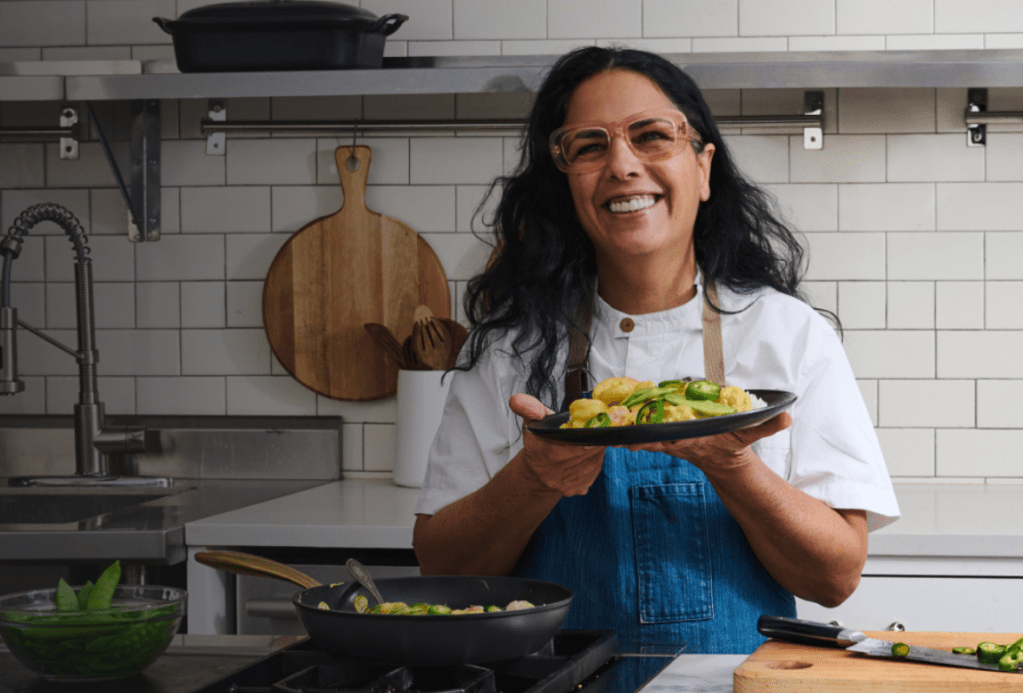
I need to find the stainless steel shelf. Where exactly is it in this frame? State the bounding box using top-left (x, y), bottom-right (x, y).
top-left (3, 49), bottom-right (1023, 103)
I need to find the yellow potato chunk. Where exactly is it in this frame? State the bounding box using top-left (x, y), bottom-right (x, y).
top-left (717, 385), bottom-right (753, 412)
top-left (568, 398), bottom-right (608, 426)
top-left (663, 404), bottom-right (697, 422)
top-left (592, 376), bottom-right (640, 406)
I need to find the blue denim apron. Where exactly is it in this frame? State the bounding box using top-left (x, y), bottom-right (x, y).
top-left (513, 282), bottom-right (795, 654)
top-left (512, 447), bottom-right (795, 654)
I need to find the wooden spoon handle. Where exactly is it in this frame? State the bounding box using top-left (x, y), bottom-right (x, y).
top-left (194, 550), bottom-right (323, 589)
top-left (364, 323), bottom-right (408, 369)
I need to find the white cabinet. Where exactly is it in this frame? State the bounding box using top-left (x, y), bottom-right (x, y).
top-left (797, 576), bottom-right (1022, 633)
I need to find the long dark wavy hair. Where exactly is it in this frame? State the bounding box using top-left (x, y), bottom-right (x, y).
top-left (458, 46), bottom-right (813, 409)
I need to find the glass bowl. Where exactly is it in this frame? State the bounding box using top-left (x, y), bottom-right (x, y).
top-left (0, 584), bottom-right (186, 681)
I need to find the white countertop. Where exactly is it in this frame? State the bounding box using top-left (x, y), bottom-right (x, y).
top-left (640, 655), bottom-right (746, 693)
top-left (185, 478), bottom-right (421, 549)
top-left (185, 480), bottom-right (1023, 561)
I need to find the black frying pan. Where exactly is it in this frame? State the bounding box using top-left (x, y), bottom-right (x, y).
top-left (194, 551), bottom-right (573, 666)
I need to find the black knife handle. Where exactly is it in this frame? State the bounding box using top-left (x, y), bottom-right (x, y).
top-left (757, 615), bottom-right (861, 648)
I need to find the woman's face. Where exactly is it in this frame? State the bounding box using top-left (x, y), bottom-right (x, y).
top-left (560, 69), bottom-right (715, 264)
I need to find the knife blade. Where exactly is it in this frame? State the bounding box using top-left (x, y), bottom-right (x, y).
top-left (757, 615), bottom-right (1021, 674)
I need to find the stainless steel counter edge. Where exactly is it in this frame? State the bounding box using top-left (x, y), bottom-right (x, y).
top-left (0, 479), bottom-right (329, 563)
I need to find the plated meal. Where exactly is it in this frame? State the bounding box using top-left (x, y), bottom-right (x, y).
top-left (528, 376), bottom-right (796, 445)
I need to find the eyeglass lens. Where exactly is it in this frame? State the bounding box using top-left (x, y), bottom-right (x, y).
top-left (560, 116), bottom-right (680, 168)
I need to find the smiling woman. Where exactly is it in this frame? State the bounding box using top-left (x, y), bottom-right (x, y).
top-left (410, 46), bottom-right (900, 655)
top-left (558, 71), bottom-right (714, 312)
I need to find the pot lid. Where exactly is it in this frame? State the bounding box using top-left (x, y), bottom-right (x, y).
top-left (174, 0), bottom-right (381, 25)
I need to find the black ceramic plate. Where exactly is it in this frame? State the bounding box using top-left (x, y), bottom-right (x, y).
top-left (527, 389), bottom-right (797, 445)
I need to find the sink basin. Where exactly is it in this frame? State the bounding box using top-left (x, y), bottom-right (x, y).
top-left (0, 488), bottom-right (184, 525)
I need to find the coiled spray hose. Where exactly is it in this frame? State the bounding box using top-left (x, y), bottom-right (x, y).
top-left (1, 203), bottom-right (90, 308)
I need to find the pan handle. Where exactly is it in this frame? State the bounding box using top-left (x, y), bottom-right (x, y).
top-left (194, 550), bottom-right (323, 590)
top-left (368, 13), bottom-right (409, 36)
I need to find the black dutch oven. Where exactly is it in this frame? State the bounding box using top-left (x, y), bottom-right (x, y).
top-left (154, 1), bottom-right (408, 72)
top-left (195, 551), bottom-right (574, 666)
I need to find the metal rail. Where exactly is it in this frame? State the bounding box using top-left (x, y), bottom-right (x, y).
top-left (198, 113), bottom-right (825, 137)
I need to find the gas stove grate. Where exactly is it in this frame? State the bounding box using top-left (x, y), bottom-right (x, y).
top-left (198, 630), bottom-right (618, 693)
top-left (272, 661), bottom-right (496, 693)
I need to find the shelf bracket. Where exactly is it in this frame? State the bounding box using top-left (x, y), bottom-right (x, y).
top-left (803, 90), bottom-right (823, 150)
top-left (58, 106), bottom-right (79, 160)
top-left (127, 99), bottom-right (161, 242)
top-left (967, 88), bottom-right (987, 147)
top-left (206, 100), bottom-right (226, 156)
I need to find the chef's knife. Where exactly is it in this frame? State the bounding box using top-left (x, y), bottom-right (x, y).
top-left (757, 615), bottom-right (1020, 673)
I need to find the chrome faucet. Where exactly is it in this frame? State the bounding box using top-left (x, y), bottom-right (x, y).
top-left (0, 203), bottom-right (168, 487)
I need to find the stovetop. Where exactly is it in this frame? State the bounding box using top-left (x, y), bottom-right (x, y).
top-left (0, 631), bottom-right (684, 693)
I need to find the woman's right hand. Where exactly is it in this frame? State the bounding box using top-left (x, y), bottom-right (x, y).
top-left (509, 393), bottom-right (606, 497)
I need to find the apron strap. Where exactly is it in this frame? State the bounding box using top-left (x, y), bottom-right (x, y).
top-left (702, 280), bottom-right (726, 386)
top-left (562, 290), bottom-right (594, 411)
top-left (562, 279), bottom-right (725, 410)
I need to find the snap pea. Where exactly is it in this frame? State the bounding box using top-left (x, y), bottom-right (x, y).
top-left (86, 560), bottom-right (120, 611)
top-left (76, 580), bottom-right (94, 611)
top-left (55, 579), bottom-right (78, 612)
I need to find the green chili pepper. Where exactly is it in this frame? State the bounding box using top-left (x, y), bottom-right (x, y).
top-left (891, 642), bottom-right (910, 658)
top-left (87, 560), bottom-right (121, 611)
top-left (55, 579), bottom-right (78, 612)
top-left (585, 412), bottom-right (611, 428)
top-left (977, 641), bottom-right (1006, 665)
top-left (999, 650), bottom-right (1023, 672)
top-left (657, 379), bottom-right (684, 390)
top-left (685, 379), bottom-right (722, 401)
top-left (952, 646), bottom-right (976, 655)
top-left (636, 399), bottom-right (665, 424)
top-left (1006, 637), bottom-right (1023, 655)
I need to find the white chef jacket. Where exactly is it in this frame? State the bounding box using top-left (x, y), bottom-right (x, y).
top-left (415, 279), bottom-right (901, 532)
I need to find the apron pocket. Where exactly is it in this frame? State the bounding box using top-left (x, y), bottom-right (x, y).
top-left (630, 482), bottom-right (714, 623)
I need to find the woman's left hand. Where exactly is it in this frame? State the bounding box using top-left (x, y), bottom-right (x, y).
top-left (620, 411), bottom-right (792, 477)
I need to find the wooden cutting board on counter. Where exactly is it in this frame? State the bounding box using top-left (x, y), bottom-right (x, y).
top-left (263, 145), bottom-right (450, 401)
top-left (735, 631), bottom-right (1023, 692)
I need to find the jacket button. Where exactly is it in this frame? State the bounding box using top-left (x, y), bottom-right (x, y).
top-left (620, 318), bottom-right (635, 333)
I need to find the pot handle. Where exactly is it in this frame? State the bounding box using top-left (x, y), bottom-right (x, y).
top-left (152, 17), bottom-right (174, 35)
top-left (368, 13), bottom-right (409, 36)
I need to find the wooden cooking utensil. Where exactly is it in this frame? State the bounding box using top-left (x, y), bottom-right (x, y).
top-left (437, 317), bottom-right (469, 368)
top-left (402, 335), bottom-right (424, 370)
top-left (194, 550), bottom-right (322, 589)
top-left (364, 322), bottom-right (408, 370)
top-left (262, 145), bottom-right (450, 400)
top-left (410, 305), bottom-right (450, 370)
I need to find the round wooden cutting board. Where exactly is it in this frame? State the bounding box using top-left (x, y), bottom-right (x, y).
top-left (263, 145), bottom-right (450, 401)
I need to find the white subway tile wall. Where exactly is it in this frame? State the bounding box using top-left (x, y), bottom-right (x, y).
top-left (2, 0), bottom-right (1023, 481)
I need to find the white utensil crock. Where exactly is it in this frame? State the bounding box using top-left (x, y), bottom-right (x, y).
top-left (393, 369), bottom-right (452, 488)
